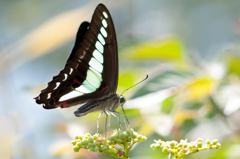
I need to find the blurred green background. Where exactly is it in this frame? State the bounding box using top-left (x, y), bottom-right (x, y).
top-left (1, 0), bottom-right (240, 159)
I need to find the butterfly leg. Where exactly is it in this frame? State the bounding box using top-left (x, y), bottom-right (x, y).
top-left (103, 109), bottom-right (110, 137)
top-left (120, 104), bottom-right (130, 129)
top-left (97, 112), bottom-right (104, 134)
top-left (108, 112), bottom-right (111, 136)
top-left (109, 110), bottom-right (123, 130)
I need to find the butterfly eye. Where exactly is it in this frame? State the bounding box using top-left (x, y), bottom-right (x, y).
top-left (119, 96), bottom-right (125, 104)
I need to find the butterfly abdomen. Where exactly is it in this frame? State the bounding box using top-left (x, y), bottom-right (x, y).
top-left (74, 94), bottom-right (120, 117)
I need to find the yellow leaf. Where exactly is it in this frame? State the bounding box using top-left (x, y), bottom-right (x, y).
top-left (175, 110), bottom-right (198, 125)
top-left (122, 37), bottom-right (184, 60)
top-left (180, 78), bottom-right (215, 101)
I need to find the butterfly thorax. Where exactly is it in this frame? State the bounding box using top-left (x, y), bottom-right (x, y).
top-left (74, 94), bottom-right (124, 117)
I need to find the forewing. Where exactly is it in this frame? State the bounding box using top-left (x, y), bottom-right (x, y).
top-left (93, 4), bottom-right (118, 95)
top-left (35, 4), bottom-right (118, 109)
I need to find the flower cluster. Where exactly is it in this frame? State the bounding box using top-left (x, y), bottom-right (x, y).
top-left (72, 133), bottom-right (109, 153)
top-left (72, 129), bottom-right (147, 158)
top-left (151, 138), bottom-right (221, 158)
top-left (108, 129), bottom-right (147, 147)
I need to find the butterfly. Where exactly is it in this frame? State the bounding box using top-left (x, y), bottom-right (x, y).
top-left (34, 4), bottom-right (127, 121)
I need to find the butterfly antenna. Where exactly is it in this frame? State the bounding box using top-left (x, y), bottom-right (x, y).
top-left (120, 75), bottom-right (148, 96)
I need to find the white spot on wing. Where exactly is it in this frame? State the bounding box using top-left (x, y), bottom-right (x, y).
top-left (63, 74), bottom-right (67, 81)
top-left (59, 91), bottom-right (83, 102)
top-left (89, 66), bottom-right (102, 80)
top-left (69, 68), bottom-right (73, 75)
top-left (76, 85), bottom-right (93, 93)
top-left (100, 27), bottom-right (107, 38)
top-left (53, 82), bottom-right (60, 90)
top-left (47, 93), bottom-right (51, 99)
top-left (98, 34), bottom-right (105, 45)
top-left (85, 69), bottom-right (101, 88)
top-left (103, 12), bottom-right (108, 18)
top-left (93, 49), bottom-right (103, 63)
top-left (89, 58), bottom-right (103, 73)
top-left (82, 80), bottom-right (96, 92)
top-left (95, 41), bottom-right (103, 53)
top-left (102, 19), bottom-right (108, 28)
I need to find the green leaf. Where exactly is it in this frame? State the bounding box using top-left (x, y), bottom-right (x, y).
top-left (228, 56), bottom-right (240, 76)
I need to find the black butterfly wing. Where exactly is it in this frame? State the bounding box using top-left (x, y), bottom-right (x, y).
top-left (35, 4), bottom-right (118, 109)
top-left (93, 4), bottom-right (118, 95)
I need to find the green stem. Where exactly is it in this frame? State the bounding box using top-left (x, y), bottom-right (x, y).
top-left (123, 142), bottom-right (130, 159)
top-left (175, 147), bottom-right (215, 158)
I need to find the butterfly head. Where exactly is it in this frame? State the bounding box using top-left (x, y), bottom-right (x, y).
top-left (119, 95), bottom-right (126, 105)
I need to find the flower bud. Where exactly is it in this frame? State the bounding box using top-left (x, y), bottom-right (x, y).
top-left (142, 136), bottom-right (147, 141)
top-left (126, 129), bottom-right (133, 136)
top-left (101, 145), bottom-right (109, 151)
top-left (162, 147), bottom-right (168, 153)
top-left (77, 142), bottom-right (82, 148)
top-left (155, 144), bottom-right (161, 149)
top-left (89, 147), bottom-right (95, 152)
top-left (71, 140), bottom-right (76, 145)
top-left (81, 140), bottom-right (87, 145)
top-left (73, 145), bottom-right (79, 152)
top-left (123, 132), bottom-right (128, 138)
top-left (76, 139), bottom-right (81, 143)
top-left (88, 137), bottom-right (94, 143)
top-left (94, 147), bottom-right (99, 152)
top-left (212, 139), bottom-right (218, 145)
top-left (117, 139), bottom-right (123, 143)
top-left (88, 142), bottom-right (94, 148)
top-left (216, 143), bottom-right (221, 149)
top-left (183, 143), bottom-right (188, 148)
top-left (192, 144), bottom-right (196, 149)
top-left (93, 134), bottom-right (98, 140)
top-left (197, 142), bottom-right (202, 148)
top-left (197, 138), bottom-right (203, 143)
top-left (95, 142), bottom-right (100, 147)
top-left (178, 143), bottom-right (183, 148)
top-left (170, 141), bottom-right (176, 149)
top-left (85, 133), bottom-right (91, 137)
top-left (150, 144), bottom-right (155, 149)
top-left (182, 148), bottom-right (188, 153)
top-left (137, 135), bottom-right (143, 140)
top-left (206, 139), bottom-right (211, 145)
top-left (117, 131), bottom-right (123, 138)
top-left (188, 145), bottom-right (193, 150)
top-left (133, 132), bottom-right (138, 138)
